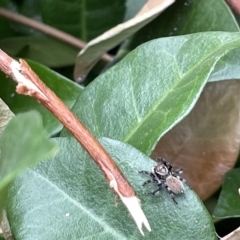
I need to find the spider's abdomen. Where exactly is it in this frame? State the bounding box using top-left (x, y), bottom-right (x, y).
top-left (166, 176), bottom-right (184, 194)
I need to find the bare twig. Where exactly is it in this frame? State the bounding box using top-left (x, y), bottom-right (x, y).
top-left (0, 49), bottom-right (150, 235)
top-left (0, 8), bottom-right (113, 62)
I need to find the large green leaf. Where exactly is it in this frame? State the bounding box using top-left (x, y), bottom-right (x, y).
top-left (0, 37), bottom-right (78, 67)
top-left (128, 0), bottom-right (238, 48)
top-left (125, 0), bottom-right (240, 83)
top-left (40, 0), bottom-right (126, 41)
top-left (209, 48), bottom-right (240, 82)
top-left (1, 0), bottom-right (43, 37)
top-left (0, 59), bottom-right (83, 135)
top-left (13, 0), bottom-right (42, 36)
top-left (0, 111), bottom-right (58, 210)
top-left (61, 32), bottom-right (240, 155)
top-left (0, 16), bottom-right (16, 40)
top-left (7, 137), bottom-right (215, 239)
top-left (213, 169), bottom-right (240, 219)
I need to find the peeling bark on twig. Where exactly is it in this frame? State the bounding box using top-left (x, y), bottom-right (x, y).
top-left (0, 49), bottom-right (150, 235)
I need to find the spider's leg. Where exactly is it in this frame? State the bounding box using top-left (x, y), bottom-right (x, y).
top-left (175, 175), bottom-right (187, 183)
top-left (170, 192), bottom-right (178, 204)
top-left (151, 171), bottom-right (161, 183)
top-left (139, 170), bottom-right (159, 185)
top-left (177, 176), bottom-right (192, 189)
top-left (171, 174), bottom-right (192, 189)
top-left (139, 170), bottom-right (159, 181)
top-left (156, 157), bottom-right (165, 163)
top-left (139, 170), bottom-right (152, 176)
top-left (156, 157), bottom-right (173, 171)
top-left (139, 170), bottom-right (156, 180)
top-left (165, 186), bottom-right (178, 204)
top-left (161, 158), bottom-right (173, 171)
top-left (150, 183), bottom-right (163, 195)
top-left (156, 157), bottom-right (171, 167)
top-left (166, 163), bottom-right (173, 171)
top-left (142, 179), bottom-right (153, 186)
top-left (174, 168), bottom-right (183, 175)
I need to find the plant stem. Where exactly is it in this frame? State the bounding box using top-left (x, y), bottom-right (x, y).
top-left (0, 8), bottom-right (113, 62)
top-left (0, 50), bottom-right (150, 235)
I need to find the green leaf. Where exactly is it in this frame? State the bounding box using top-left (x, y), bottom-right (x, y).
top-left (209, 48), bottom-right (240, 82)
top-left (61, 32), bottom-right (240, 155)
top-left (0, 1), bottom-right (18, 39)
top-left (0, 17), bottom-right (16, 40)
top-left (7, 0), bottom-right (43, 37)
top-left (7, 137), bottom-right (215, 239)
top-left (0, 111), bottom-right (58, 209)
top-left (0, 37), bottom-right (78, 67)
top-left (213, 169), bottom-right (240, 219)
top-left (0, 59), bottom-right (83, 135)
top-left (125, 0), bottom-right (240, 83)
top-left (127, 0), bottom-right (238, 48)
top-left (41, 0), bottom-right (126, 41)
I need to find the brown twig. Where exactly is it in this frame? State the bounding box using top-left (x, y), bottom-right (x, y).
top-left (0, 8), bottom-right (113, 62)
top-left (0, 49), bottom-right (150, 235)
top-left (18, 58), bottom-right (134, 196)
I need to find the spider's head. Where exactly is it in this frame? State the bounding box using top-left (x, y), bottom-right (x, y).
top-left (153, 162), bottom-right (169, 176)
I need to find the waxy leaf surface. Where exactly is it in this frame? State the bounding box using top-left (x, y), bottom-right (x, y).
top-left (7, 137), bottom-right (215, 239)
top-left (0, 111), bottom-right (58, 209)
top-left (0, 37), bottom-right (78, 67)
top-left (126, 0), bottom-right (240, 82)
top-left (123, 0), bottom-right (240, 200)
top-left (213, 168), bottom-right (240, 218)
top-left (41, 0), bottom-right (126, 41)
top-left (62, 32), bottom-right (240, 155)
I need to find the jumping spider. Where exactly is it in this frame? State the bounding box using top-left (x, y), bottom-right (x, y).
top-left (139, 157), bottom-right (187, 204)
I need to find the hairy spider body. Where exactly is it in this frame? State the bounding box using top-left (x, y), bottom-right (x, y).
top-left (139, 157), bottom-right (186, 204)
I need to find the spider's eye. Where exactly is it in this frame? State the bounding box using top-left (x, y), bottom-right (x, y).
top-left (155, 165), bottom-right (168, 176)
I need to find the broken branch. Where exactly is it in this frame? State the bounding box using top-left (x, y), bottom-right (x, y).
top-left (0, 49), bottom-right (150, 235)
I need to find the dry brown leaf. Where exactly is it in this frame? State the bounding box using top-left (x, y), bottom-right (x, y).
top-left (74, 0), bottom-right (175, 82)
top-left (151, 80), bottom-right (240, 200)
top-left (226, 0), bottom-right (240, 16)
